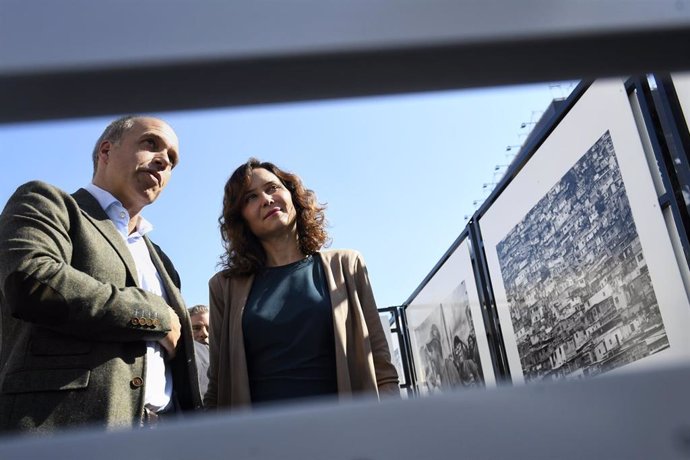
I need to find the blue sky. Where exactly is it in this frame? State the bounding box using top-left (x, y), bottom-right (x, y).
top-left (0, 81), bottom-right (575, 309)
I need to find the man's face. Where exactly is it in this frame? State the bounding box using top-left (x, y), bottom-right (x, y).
top-left (97, 117), bottom-right (179, 214)
top-left (191, 312), bottom-right (209, 345)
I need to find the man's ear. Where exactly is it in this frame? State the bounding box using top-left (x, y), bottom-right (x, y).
top-left (98, 141), bottom-right (112, 163)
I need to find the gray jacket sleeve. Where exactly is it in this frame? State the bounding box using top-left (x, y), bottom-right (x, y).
top-left (0, 181), bottom-right (173, 342)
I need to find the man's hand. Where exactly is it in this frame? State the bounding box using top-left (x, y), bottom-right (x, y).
top-left (158, 308), bottom-right (181, 359)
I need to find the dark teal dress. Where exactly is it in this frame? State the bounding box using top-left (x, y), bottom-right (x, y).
top-left (242, 255), bottom-right (338, 404)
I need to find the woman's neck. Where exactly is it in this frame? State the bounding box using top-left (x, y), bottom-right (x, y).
top-left (261, 236), bottom-right (305, 267)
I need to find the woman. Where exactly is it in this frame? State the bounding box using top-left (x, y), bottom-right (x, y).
top-left (205, 158), bottom-right (399, 409)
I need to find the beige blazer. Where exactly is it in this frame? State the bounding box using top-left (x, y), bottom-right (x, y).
top-left (204, 249), bottom-right (399, 409)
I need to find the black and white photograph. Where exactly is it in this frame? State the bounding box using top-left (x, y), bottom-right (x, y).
top-left (411, 306), bottom-right (450, 394)
top-left (496, 130), bottom-right (668, 382)
top-left (479, 79), bottom-right (690, 384)
top-left (441, 281), bottom-right (485, 387)
top-left (405, 236), bottom-right (496, 391)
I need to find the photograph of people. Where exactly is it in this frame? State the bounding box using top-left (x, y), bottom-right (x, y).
top-left (204, 158), bottom-right (399, 409)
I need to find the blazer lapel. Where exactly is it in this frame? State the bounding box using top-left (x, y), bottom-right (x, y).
top-left (229, 274), bottom-right (254, 405)
top-left (72, 188), bottom-right (139, 287)
top-left (144, 237), bottom-right (185, 314)
top-left (318, 251), bottom-right (353, 395)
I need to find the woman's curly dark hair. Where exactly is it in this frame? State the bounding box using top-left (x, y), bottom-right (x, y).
top-left (219, 158), bottom-right (330, 276)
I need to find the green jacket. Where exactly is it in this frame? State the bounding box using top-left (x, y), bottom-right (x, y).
top-left (0, 181), bottom-right (202, 433)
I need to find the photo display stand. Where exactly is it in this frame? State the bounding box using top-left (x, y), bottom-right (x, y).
top-left (650, 72), bottom-right (690, 244)
top-left (402, 230), bottom-right (497, 394)
top-left (475, 78), bottom-right (690, 385)
top-left (378, 306), bottom-right (415, 397)
top-left (626, 75), bottom-right (690, 298)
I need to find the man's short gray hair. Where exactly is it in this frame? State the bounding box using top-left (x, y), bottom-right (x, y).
top-left (91, 115), bottom-right (141, 176)
top-left (188, 305), bottom-right (209, 316)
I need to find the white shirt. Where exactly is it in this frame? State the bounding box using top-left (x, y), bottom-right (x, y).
top-left (84, 183), bottom-right (173, 412)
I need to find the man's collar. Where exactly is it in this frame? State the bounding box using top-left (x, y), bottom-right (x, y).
top-left (84, 183), bottom-right (154, 236)
top-left (84, 183), bottom-right (120, 211)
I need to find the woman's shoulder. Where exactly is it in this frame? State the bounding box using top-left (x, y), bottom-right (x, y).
top-left (317, 249), bottom-right (368, 274)
top-left (209, 270), bottom-right (229, 284)
top-left (208, 269), bottom-right (239, 289)
top-left (208, 269), bottom-right (254, 296)
top-left (318, 248), bottom-right (363, 263)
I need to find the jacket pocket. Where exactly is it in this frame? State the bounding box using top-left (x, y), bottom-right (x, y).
top-left (30, 331), bottom-right (92, 356)
top-left (2, 368), bottom-right (90, 394)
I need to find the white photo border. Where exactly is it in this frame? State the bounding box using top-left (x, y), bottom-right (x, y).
top-left (478, 78), bottom-right (690, 384)
top-left (405, 236), bottom-right (496, 388)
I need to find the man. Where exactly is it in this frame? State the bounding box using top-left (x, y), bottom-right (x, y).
top-left (188, 305), bottom-right (209, 396)
top-left (452, 335), bottom-right (482, 387)
top-left (189, 304), bottom-right (209, 345)
top-left (423, 324), bottom-right (448, 391)
top-left (467, 333), bottom-right (484, 381)
top-left (0, 116), bottom-right (202, 433)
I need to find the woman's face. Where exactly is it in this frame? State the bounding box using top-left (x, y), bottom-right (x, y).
top-left (240, 167), bottom-right (297, 240)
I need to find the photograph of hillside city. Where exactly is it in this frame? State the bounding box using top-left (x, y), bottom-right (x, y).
top-left (496, 130), bottom-right (669, 382)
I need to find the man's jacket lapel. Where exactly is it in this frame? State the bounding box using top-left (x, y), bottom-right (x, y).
top-left (145, 237), bottom-right (185, 314)
top-left (72, 188), bottom-right (139, 287)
